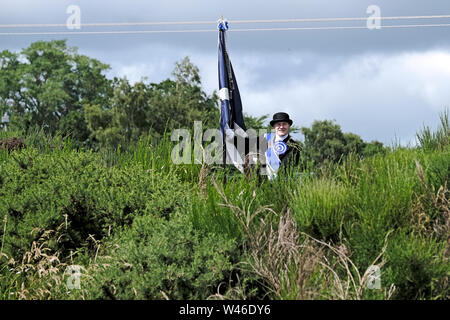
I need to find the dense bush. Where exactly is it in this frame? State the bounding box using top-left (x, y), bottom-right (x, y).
top-left (0, 147), bottom-right (188, 261)
top-left (384, 232), bottom-right (449, 299)
top-left (68, 212), bottom-right (237, 300)
top-left (290, 177), bottom-right (353, 241)
top-left (0, 119), bottom-right (448, 300)
top-left (420, 149), bottom-right (450, 192)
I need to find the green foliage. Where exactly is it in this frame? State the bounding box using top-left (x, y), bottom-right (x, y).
top-left (384, 232), bottom-right (449, 299)
top-left (188, 185), bottom-right (243, 241)
top-left (1, 41), bottom-right (219, 150)
top-left (290, 177), bottom-right (353, 241)
top-left (420, 148), bottom-right (450, 192)
top-left (301, 120), bottom-right (385, 166)
top-left (0, 40), bottom-right (112, 147)
top-left (187, 171), bottom-right (280, 243)
top-left (0, 146), bottom-right (187, 261)
top-left (343, 132), bottom-right (365, 155)
top-left (302, 120), bottom-right (346, 164)
top-left (0, 123), bottom-right (448, 300)
top-left (70, 212), bottom-right (237, 300)
top-left (85, 78), bottom-right (156, 148)
top-left (85, 57), bottom-right (219, 149)
top-left (417, 109), bottom-right (449, 152)
top-left (243, 113), bottom-right (269, 130)
top-left (172, 56), bottom-right (201, 86)
top-left (351, 150), bottom-right (418, 229)
top-left (287, 143), bottom-right (448, 300)
top-left (344, 150), bottom-right (419, 267)
top-left (0, 262), bottom-right (20, 300)
top-left (148, 79), bottom-right (218, 136)
top-left (0, 40), bottom-right (448, 301)
top-left (84, 103), bottom-right (125, 148)
top-left (362, 140), bottom-right (386, 158)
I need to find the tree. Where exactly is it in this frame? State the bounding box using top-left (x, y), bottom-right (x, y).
top-left (85, 57), bottom-right (220, 148)
top-left (172, 56), bottom-right (201, 86)
top-left (145, 57), bottom-right (219, 136)
top-left (362, 140), bottom-right (385, 157)
top-left (244, 114), bottom-right (269, 131)
top-left (301, 120), bottom-right (385, 166)
top-left (85, 78), bottom-right (152, 147)
top-left (343, 132), bottom-right (366, 155)
top-left (302, 120), bottom-right (346, 164)
top-left (0, 40), bottom-right (112, 147)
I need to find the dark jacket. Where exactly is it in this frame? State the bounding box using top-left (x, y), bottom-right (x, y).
top-left (278, 135), bottom-right (301, 168)
top-left (244, 133), bottom-right (302, 177)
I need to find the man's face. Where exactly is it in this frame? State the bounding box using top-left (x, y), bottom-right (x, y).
top-left (273, 121), bottom-right (290, 137)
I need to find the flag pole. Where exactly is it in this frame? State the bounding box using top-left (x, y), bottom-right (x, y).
top-left (222, 123), bottom-right (227, 185)
top-left (219, 17), bottom-right (247, 185)
top-left (218, 18), bottom-right (228, 186)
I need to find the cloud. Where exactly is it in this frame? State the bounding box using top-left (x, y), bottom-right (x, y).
top-left (107, 43), bottom-right (450, 146)
top-left (2, 0), bottom-right (450, 56)
top-left (238, 50), bottom-right (450, 145)
top-left (115, 64), bottom-right (154, 83)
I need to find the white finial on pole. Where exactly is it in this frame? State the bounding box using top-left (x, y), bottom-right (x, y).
top-left (217, 16), bottom-right (229, 31)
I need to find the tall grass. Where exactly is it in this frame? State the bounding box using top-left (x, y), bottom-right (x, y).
top-left (417, 109), bottom-right (449, 151)
top-left (0, 112), bottom-right (449, 300)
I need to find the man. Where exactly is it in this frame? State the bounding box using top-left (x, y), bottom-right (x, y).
top-left (265, 112), bottom-right (301, 178)
top-left (245, 112), bottom-right (302, 179)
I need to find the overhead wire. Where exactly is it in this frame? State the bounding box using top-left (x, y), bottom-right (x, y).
top-left (1, 14), bottom-right (450, 29)
top-left (1, 14), bottom-right (450, 35)
top-left (1, 24), bottom-right (450, 36)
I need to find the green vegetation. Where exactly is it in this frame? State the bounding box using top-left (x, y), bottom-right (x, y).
top-left (0, 111), bottom-right (447, 300)
top-left (0, 41), bottom-right (448, 300)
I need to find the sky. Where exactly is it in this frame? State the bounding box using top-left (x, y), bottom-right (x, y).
top-left (1, 0), bottom-right (450, 145)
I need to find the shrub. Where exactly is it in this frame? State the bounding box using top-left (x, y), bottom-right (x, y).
top-left (383, 232), bottom-right (449, 299)
top-left (68, 212), bottom-right (237, 300)
top-left (416, 109), bottom-right (449, 152)
top-left (420, 149), bottom-right (450, 192)
top-left (289, 177), bottom-right (353, 241)
top-left (0, 137), bottom-right (26, 152)
top-left (345, 150), bottom-right (419, 267)
top-left (0, 147), bottom-right (187, 261)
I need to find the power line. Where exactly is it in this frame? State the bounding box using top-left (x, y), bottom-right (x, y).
top-left (1, 23), bottom-right (450, 36)
top-left (232, 15), bottom-right (450, 23)
top-left (0, 29), bottom-right (215, 36)
top-left (1, 14), bottom-right (450, 29)
top-left (230, 23), bottom-right (450, 32)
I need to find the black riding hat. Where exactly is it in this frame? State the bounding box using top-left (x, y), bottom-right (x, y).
top-left (270, 112), bottom-right (293, 127)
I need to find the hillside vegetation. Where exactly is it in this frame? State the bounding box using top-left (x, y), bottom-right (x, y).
top-left (0, 40), bottom-right (448, 300)
top-left (0, 112), bottom-right (448, 300)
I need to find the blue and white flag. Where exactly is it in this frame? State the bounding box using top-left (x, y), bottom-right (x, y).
top-left (218, 19), bottom-right (247, 172)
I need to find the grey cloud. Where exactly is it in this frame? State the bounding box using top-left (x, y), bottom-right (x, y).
top-left (2, 0), bottom-right (450, 56)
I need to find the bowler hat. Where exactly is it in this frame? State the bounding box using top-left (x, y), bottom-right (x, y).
top-left (270, 112), bottom-right (293, 127)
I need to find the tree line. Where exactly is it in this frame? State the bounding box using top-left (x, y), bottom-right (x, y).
top-left (0, 40), bottom-right (384, 165)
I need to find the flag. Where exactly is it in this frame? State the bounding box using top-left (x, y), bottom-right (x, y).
top-left (218, 19), bottom-right (247, 173)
